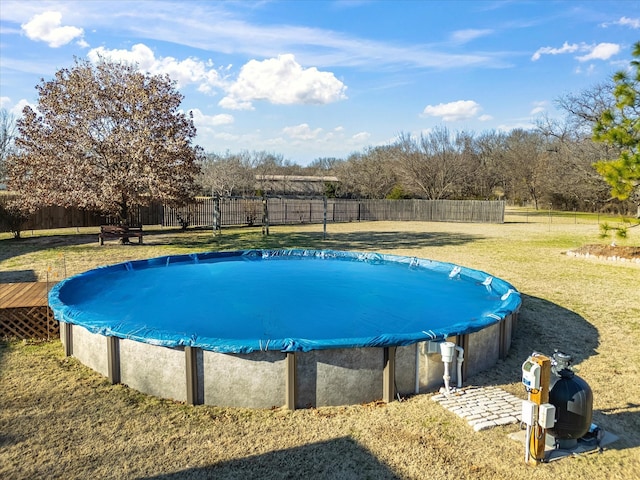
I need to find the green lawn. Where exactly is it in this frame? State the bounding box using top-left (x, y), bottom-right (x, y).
top-left (1, 217), bottom-right (639, 479)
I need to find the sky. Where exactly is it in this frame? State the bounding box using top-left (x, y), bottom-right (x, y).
top-left (1, 1), bottom-right (639, 166)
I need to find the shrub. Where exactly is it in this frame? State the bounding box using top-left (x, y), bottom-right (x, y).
top-left (599, 222), bottom-right (611, 239)
top-left (0, 202), bottom-right (29, 238)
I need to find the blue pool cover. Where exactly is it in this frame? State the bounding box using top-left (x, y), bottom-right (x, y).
top-left (49, 249), bottom-right (521, 353)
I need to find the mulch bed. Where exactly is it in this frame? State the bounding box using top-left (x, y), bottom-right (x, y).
top-left (568, 244), bottom-right (640, 260)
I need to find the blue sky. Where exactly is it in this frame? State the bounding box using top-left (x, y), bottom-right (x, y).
top-left (1, 1), bottom-right (638, 165)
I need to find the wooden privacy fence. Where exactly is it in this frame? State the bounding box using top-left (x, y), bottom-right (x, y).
top-left (163, 198), bottom-right (506, 227)
top-left (1, 196), bottom-right (505, 232)
top-left (0, 195), bottom-right (165, 231)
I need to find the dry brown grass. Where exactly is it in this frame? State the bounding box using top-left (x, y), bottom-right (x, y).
top-left (1, 216), bottom-right (639, 479)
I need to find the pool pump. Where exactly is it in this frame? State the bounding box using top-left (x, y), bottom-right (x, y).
top-left (520, 350), bottom-right (602, 464)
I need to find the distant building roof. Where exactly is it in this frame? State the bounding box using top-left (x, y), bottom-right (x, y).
top-left (255, 175), bottom-right (339, 182)
top-left (255, 174), bottom-right (340, 195)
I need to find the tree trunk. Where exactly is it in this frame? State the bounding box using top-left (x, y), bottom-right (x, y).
top-left (119, 197), bottom-right (130, 244)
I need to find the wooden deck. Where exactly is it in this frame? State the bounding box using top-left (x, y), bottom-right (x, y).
top-left (0, 282), bottom-right (59, 339)
top-left (0, 282), bottom-right (52, 309)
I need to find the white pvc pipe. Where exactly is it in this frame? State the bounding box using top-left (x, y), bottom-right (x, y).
top-left (455, 345), bottom-right (465, 388)
top-left (443, 361), bottom-right (451, 394)
top-left (440, 341), bottom-right (456, 363)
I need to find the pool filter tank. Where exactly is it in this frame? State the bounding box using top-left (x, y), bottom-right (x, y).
top-left (548, 351), bottom-right (593, 449)
top-left (520, 350), bottom-right (596, 463)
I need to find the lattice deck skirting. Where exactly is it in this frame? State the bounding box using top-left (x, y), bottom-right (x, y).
top-left (0, 306), bottom-right (59, 340)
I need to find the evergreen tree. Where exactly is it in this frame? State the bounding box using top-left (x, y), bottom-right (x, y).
top-left (593, 42), bottom-right (640, 213)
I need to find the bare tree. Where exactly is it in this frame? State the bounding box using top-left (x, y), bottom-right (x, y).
top-left (7, 58), bottom-right (203, 223)
top-left (199, 151), bottom-right (254, 197)
top-left (537, 116), bottom-right (612, 210)
top-left (307, 157), bottom-right (342, 175)
top-left (555, 81), bottom-right (615, 137)
top-left (473, 130), bottom-right (509, 200)
top-left (336, 146), bottom-right (397, 199)
top-left (393, 128), bottom-right (476, 200)
top-left (252, 151), bottom-right (288, 195)
top-left (539, 79), bottom-right (626, 211)
top-left (0, 108), bottom-right (18, 182)
top-left (501, 129), bottom-right (552, 209)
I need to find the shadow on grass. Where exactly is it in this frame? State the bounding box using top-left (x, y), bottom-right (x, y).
top-left (0, 227), bottom-right (182, 265)
top-left (162, 228), bottom-right (482, 253)
top-left (0, 269), bottom-right (37, 283)
top-left (472, 295), bottom-right (638, 450)
top-left (141, 436), bottom-right (401, 480)
top-left (473, 294), bottom-right (599, 388)
top-left (0, 226), bottom-right (481, 284)
top-left (1, 225), bottom-right (481, 260)
top-left (595, 402), bottom-right (640, 451)
top-left (0, 233), bottom-right (98, 263)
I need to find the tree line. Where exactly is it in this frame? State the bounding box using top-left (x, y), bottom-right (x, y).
top-left (1, 43), bottom-right (638, 237)
top-left (199, 110), bottom-right (636, 216)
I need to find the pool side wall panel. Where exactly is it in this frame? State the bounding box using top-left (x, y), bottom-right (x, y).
top-left (465, 322), bottom-right (501, 377)
top-left (395, 345), bottom-right (418, 396)
top-left (118, 339), bottom-right (187, 403)
top-left (70, 324), bottom-right (109, 377)
top-left (296, 347), bottom-right (382, 408)
top-left (202, 350), bottom-right (286, 408)
top-left (61, 314), bottom-right (515, 408)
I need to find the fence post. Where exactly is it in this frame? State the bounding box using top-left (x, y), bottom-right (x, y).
top-left (323, 196), bottom-right (327, 239)
top-left (262, 196), bottom-right (269, 236)
top-left (213, 195), bottom-right (221, 235)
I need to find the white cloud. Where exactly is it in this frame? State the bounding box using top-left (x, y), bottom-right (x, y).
top-left (87, 44), bottom-right (224, 91)
top-left (220, 54), bottom-right (347, 110)
top-left (532, 42), bottom-right (621, 63)
top-left (351, 131), bottom-right (371, 142)
top-left (189, 108), bottom-right (234, 127)
top-left (575, 64), bottom-right (597, 76)
top-left (618, 16), bottom-right (640, 28)
top-left (87, 48), bottom-right (347, 111)
top-left (283, 123), bottom-right (323, 140)
top-left (21, 11), bottom-right (84, 48)
top-left (450, 29), bottom-right (493, 44)
top-left (1, 97), bottom-right (33, 117)
top-left (88, 44), bottom-right (155, 69)
top-left (496, 121), bottom-right (536, 132)
top-left (602, 17), bottom-right (640, 29)
top-left (531, 42), bottom-right (578, 61)
top-left (530, 101), bottom-right (548, 115)
top-left (11, 99), bottom-right (32, 116)
top-left (421, 100), bottom-right (482, 122)
top-left (576, 43), bottom-right (620, 62)
top-left (217, 96), bottom-right (254, 111)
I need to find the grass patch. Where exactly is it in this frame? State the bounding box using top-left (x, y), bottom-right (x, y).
top-left (1, 219), bottom-right (639, 479)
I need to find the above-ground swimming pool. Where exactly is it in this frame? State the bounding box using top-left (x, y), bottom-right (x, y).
top-left (49, 249), bottom-right (521, 409)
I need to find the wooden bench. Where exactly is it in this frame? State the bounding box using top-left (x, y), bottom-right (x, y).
top-left (99, 224), bottom-right (144, 245)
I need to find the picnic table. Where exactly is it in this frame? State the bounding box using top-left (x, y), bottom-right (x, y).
top-left (99, 224), bottom-right (144, 245)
